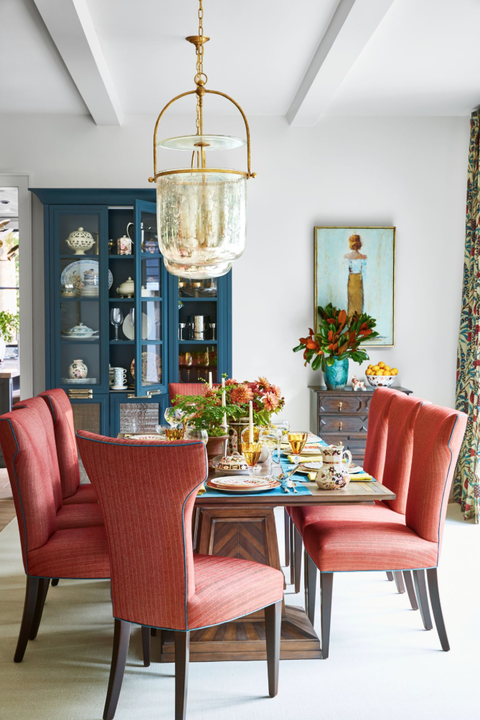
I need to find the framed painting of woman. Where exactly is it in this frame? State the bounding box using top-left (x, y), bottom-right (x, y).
top-left (314, 226), bottom-right (395, 346)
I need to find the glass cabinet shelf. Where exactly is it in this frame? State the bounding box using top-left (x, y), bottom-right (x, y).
top-left (179, 297), bottom-right (218, 303)
top-left (179, 339), bottom-right (218, 345)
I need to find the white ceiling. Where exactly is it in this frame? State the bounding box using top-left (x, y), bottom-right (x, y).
top-left (1, 0), bottom-right (480, 121)
top-left (0, 0), bottom-right (87, 114)
top-left (327, 0), bottom-right (480, 116)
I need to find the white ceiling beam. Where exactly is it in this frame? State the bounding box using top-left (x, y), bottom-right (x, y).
top-left (32, 0), bottom-right (123, 126)
top-left (287, 0), bottom-right (395, 126)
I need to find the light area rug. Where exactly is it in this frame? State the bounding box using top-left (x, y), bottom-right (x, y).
top-left (0, 505), bottom-right (478, 720)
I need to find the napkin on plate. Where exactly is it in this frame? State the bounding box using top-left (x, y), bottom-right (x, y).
top-left (287, 453), bottom-right (324, 463)
top-left (348, 472), bottom-right (373, 482)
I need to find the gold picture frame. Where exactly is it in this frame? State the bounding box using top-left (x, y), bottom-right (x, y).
top-left (314, 226), bottom-right (396, 347)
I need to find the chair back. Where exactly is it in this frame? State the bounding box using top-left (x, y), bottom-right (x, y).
top-left (14, 396), bottom-right (63, 511)
top-left (363, 388), bottom-right (398, 482)
top-left (168, 383), bottom-right (219, 404)
top-left (382, 394), bottom-right (424, 514)
top-left (77, 431), bottom-right (208, 629)
top-left (0, 405), bottom-right (58, 570)
top-left (406, 403), bottom-right (467, 549)
top-left (38, 389), bottom-right (81, 500)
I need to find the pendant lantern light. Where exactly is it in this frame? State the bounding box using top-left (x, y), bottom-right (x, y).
top-left (148, 0), bottom-right (255, 278)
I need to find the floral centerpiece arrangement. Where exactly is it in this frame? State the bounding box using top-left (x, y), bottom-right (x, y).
top-left (293, 303), bottom-right (379, 389)
top-left (172, 377), bottom-right (285, 459)
top-left (172, 376), bottom-right (285, 436)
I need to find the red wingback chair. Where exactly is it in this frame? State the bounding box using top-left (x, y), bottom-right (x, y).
top-left (13, 397), bottom-right (103, 531)
top-left (0, 405), bottom-right (110, 663)
top-left (77, 432), bottom-right (284, 720)
top-left (288, 390), bottom-right (419, 595)
top-left (168, 382), bottom-right (220, 404)
top-left (38, 388), bottom-right (98, 505)
top-left (301, 402), bottom-right (466, 658)
top-left (363, 387), bottom-right (401, 482)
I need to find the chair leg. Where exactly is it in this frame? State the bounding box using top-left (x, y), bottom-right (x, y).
top-left (151, 627), bottom-right (157, 637)
top-left (284, 509), bottom-right (290, 567)
top-left (264, 600), bottom-right (282, 698)
top-left (386, 571), bottom-right (394, 581)
top-left (103, 619), bottom-right (131, 720)
top-left (14, 576), bottom-right (40, 663)
top-left (426, 568), bottom-right (450, 651)
top-left (393, 571), bottom-right (406, 594)
top-left (51, 578), bottom-right (59, 587)
top-left (29, 578), bottom-right (50, 640)
top-left (403, 571), bottom-right (419, 611)
top-left (293, 525), bottom-right (302, 594)
top-left (320, 572), bottom-right (333, 659)
top-left (413, 570), bottom-right (433, 631)
top-left (141, 626), bottom-right (151, 667)
top-left (174, 632), bottom-right (190, 720)
top-left (305, 551), bottom-right (317, 626)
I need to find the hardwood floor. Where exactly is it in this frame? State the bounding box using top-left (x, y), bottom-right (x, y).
top-left (0, 469), bottom-right (15, 531)
top-left (0, 498), bottom-right (15, 531)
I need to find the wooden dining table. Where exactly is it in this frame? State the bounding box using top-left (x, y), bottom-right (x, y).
top-left (120, 432), bottom-right (396, 664)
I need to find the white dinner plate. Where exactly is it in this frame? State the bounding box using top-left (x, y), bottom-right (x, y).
top-left (122, 312), bottom-right (153, 341)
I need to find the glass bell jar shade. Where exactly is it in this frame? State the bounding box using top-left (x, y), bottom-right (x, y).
top-left (164, 257), bottom-right (232, 279)
top-left (156, 171), bottom-right (246, 271)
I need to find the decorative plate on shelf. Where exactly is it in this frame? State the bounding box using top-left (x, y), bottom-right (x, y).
top-left (206, 476), bottom-right (281, 494)
top-left (122, 312), bottom-right (153, 341)
top-left (61, 260), bottom-right (113, 292)
top-left (124, 434), bottom-right (163, 441)
top-left (130, 352), bottom-right (162, 384)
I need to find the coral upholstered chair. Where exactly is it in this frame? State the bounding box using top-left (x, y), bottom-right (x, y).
top-left (0, 405), bottom-right (110, 662)
top-left (302, 402), bottom-right (466, 659)
top-left (12, 397), bottom-right (103, 531)
top-left (77, 432), bottom-right (284, 720)
top-left (38, 388), bottom-right (98, 505)
top-left (168, 382), bottom-right (219, 404)
top-left (363, 387), bottom-right (400, 482)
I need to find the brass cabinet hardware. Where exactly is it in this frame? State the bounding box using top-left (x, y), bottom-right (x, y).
top-left (339, 422), bottom-right (343, 431)
top-left (67, 389), bottom-right (93, 399)
top-left (338, 401), bottom-right (343, 412)
top-left (127, 390), bottom-right (161, 400)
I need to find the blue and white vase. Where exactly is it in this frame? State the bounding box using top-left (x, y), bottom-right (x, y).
top-left (324, 358), bottom-right (349, 390)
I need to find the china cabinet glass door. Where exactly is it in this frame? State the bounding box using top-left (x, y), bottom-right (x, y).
top-left (133, 200), bottom-right (168, 398)
top-left (51, 205), bottom-right (109, 393)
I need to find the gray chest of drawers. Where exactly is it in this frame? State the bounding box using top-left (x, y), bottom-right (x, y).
top-left (309, 385), bottom-right (413, 464)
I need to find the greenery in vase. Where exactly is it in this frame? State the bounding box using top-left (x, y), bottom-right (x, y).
top-left (172, 376), bottom-right (286, 434)
top-left (293, 303), bottom-right (379, 372)
top-left (0, 311), bottom-right (20, 343)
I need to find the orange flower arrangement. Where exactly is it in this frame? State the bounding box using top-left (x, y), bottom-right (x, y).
top-left (293, 303), bottom-right (379, 371)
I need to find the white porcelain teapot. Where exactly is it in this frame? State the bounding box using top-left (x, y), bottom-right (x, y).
top-left (315, 462), bottom-right (350, 491)
top-left (116, 277), bottom-right (134, 298)
top-left (321, 443), bottom-right (352, 465)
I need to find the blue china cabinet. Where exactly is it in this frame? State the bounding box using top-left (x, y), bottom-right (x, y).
top-left (31, 189), bottom-right (232, 437)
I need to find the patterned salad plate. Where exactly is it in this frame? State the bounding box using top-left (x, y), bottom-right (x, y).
top-left (206, 476), bottom-right (281, 493)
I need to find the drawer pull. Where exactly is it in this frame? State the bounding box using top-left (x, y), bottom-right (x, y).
top-left (339, 421), bottom-right (343, 431)
top-left (338, 401), bottom-right (343, 412)
top-left (68, 389), bottom-right (93, 399)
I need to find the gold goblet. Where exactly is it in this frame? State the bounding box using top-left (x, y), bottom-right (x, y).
top-left (165, 427), bottom-right (185, 440)
top-left (287, 431), bottom-right (309, 456)
top-left (241, 442), bottom-right (263, 476)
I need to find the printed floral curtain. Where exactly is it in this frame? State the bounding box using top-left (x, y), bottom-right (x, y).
top-left (454, 111), bottom-right (480, 523)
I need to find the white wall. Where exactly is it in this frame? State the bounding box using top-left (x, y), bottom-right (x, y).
top-left (0, 113), bottom-right (469, 426)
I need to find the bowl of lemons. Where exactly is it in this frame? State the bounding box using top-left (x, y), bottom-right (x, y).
top-left (365, 361), bottom-right (398, 388)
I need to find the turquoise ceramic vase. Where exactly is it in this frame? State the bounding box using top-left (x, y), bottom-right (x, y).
top-left (324, 358), bottom-right (349, 390)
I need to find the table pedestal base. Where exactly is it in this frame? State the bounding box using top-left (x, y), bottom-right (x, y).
top-left (159, 605), bottom-right (321, 662)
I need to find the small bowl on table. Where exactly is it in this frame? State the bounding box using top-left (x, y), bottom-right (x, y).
top-left (366, 375), bottom-right (395, 388)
